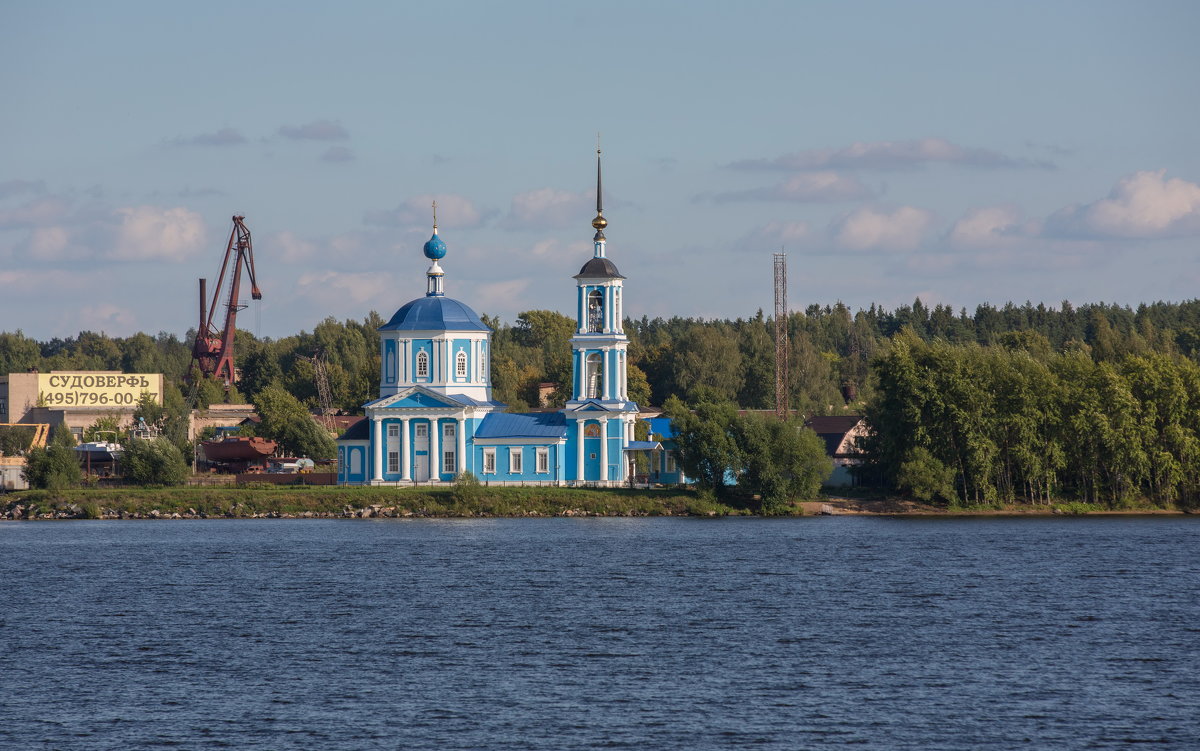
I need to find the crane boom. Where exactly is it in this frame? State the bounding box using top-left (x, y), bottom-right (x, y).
top-left (190, 216), bottom-right (262, 385)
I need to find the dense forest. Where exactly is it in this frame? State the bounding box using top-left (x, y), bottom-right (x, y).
top-left (5, 297), bottom-right (1200, 506)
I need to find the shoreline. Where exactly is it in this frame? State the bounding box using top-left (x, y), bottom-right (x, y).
top-left (2, 486), bottom-right (1190, 520)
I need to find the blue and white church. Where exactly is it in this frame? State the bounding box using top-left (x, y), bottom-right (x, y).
top-left (337, 151), bottom-right (654, 486)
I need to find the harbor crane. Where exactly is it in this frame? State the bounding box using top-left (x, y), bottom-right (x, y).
top-left (190, 215), bottom-right (261, 385)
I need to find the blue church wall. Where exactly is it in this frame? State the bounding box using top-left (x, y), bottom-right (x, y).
top-left (473, 442), bottom-right (564, 484)
top-left (410, 339), bottom-right (434, 383)
top-left (339, 443), bottom-right (369, 484)
top-left (449, 338), bottom-right (472, 385)
top-left (383, 340), bottom-right (397, 385)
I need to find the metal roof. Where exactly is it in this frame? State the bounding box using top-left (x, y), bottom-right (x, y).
top-left (336, 417), bottom-right (369, 441)
top-left (572, 257), bottom-right (625, 280)
top-left (379, 296), bottom-right (490, 332)
top-left (475, 412), bottom-right (568, 439)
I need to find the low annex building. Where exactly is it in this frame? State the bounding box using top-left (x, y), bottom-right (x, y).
top-left (337, 152), bottom-right (656, 486)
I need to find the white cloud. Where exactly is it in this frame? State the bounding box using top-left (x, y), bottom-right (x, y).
top-left (833, 206), bottom-right (934, 251)
top-left (471, 279), bottom-right (531, 312)
top-left (74, 303), bottom-right (138, 333)
top-left (26, 227), bottom-right (72, 260)
top-left (364, 194), bottom-right (484, 229)
top-left (947, 205), bottom-right (1025, 248)
top-left (1045, 170), bottom-right (1200, 239)
top-left (713, 172), bottom-right (873, 203)
top-left (504, 188), bottom-right (592, 229)
top-left (731, 137), bottom-right (1052, 171)
top-left (737, 221), bottom-right (812, 251)
top-left (111, 206), bottom-right (207, 261)
top-left (270, 230), bottom-right (320, 262)
top-left (296, 270), bottom-right (396, 308)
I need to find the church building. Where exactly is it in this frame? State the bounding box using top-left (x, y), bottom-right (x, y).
top-left (336, 151), bottom-right (655, 485)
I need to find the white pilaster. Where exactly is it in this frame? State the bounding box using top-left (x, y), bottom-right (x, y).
top-left (400, 417), bottom-right (411, 480)
top-left (429, 418), bottom-right (440, 481)
top-left (457, 417), bottom-right (466, 475)
top-left (599, 417), bottom-right (609, 484)
top-left (577, 420), bottom-right (585, 482)
top-left (372, 417), bottom-right (383, 482)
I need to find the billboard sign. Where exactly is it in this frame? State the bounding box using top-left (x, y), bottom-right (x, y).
top-left (38, 373), bottom-right (163, 408)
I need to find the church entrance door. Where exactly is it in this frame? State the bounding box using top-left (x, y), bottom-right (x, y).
top-left (414, 423), bottom-right (429, 481)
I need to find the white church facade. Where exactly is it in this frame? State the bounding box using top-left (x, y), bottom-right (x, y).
top-left (336, 151), bottom-right (655, 486)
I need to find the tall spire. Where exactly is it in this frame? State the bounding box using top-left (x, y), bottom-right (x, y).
top-left (592, 139), bottom-right (608, 248)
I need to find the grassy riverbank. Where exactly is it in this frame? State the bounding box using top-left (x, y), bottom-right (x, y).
top-left (2, 485), bottom-right (745, 520)
top-left (3, 485), bottom-right (1190, 520)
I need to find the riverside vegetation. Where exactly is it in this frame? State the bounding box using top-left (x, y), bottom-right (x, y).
top-left (6, 297), bottom-right (1200, 511)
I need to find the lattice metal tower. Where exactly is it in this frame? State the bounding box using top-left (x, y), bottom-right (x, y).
top-left (773, 252), bottom-right (788, 419)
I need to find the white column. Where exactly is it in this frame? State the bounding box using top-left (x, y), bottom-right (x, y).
top-left (599, 418), bottom-right (609, 485)
top-left (429, 418), bottom-right (440, 481)
top-left (457, 417), bottom-right (466, 475)
top-left (371, 416), bottom-right (383, 483)
top-left (602, 347), bottom-right (611, 400)
top-left (576, 419), bottom-right (585, 483)
top-left (400, 417), bottom-right (411, 480)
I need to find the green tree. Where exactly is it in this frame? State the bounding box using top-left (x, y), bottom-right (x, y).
top-left (662, 389), bottom-right (741, 495)
top-left (896, 446), bottom-right (957, 504)
top-left (122, 438), bottom-right (189, 486)
top-left (23, 423), bottom-right (82, 491)
top-left (252, 384), bottom-right (336, 459)
top-left (735, 413), bottom-right (831, 512)
top-left (83, 413), bottom-right (124, 442)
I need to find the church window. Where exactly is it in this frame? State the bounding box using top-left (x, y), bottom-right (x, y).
top-left (416, 350), bottom-right (429, 378)
top-left (443, 423), bottom-right (455, 441)
top-left (443, 450), bottom-right (456, 474)
top-left (585, 353), bottom-right (603, 399)
top-left (483, 448), bottom-right (496, 474)
top-left (536, 447), bottom-right (549, 474)
top-left (509, 447), bottom-right (523, 473)
top-left (666, 451), bottom-right (676, 474)
top-left (350, 450), bottom-right (362, 475)
top-left (388, 450), bottom-right (399, 473)
top-left (588, 289), bottom-right (604, 333)
top-left (456, 351), bottom-right (467, 378)
top-left (387, 424), bottom-right (399, 438)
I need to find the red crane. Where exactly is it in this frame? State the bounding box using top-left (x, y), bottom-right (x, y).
top-left (190, 215), bottom-right (262, 385)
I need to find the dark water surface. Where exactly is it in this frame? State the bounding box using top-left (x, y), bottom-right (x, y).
top-left (1, 516), bottom-right (1197, 750)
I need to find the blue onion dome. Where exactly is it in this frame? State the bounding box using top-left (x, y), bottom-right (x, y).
top-left (423, 230), bottom-right (447, 260)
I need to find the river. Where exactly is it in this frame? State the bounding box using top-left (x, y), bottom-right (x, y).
top-left (2, 516), bottom-right (1196, 749)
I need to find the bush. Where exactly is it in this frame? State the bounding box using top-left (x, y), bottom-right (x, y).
top-left (123, 438), bottom-right (189, 486)
top-left (897, 447), bottom-right (957, 504)
top-left (23, 424), bottom-right (81, 491)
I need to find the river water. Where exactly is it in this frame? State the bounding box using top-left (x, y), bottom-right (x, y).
top-left (1, 516), bottom-right (1196, 750)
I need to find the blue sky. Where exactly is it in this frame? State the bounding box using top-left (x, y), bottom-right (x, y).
top-left (2, 1), bottom-right (1198, 340)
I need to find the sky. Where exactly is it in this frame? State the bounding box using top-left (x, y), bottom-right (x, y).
top-left (2, 0), bottom-right (1199, 342)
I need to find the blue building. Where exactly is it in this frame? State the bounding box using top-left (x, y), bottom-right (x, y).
top-left (337, 151), bottom-right (657, 486)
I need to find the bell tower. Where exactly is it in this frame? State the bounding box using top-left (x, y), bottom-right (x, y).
top-left (563, 147), bottom-right (639, 485)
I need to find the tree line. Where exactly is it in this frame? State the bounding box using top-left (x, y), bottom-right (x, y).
top-left (5, 297), bottom-right (1200, 503)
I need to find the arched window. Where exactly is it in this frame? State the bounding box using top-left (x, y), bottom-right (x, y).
top-left (456, 351), bottom-right (467, 378)
top-left (416, 350), bottom-right (429, 378)
top-left (586, 353), bottom-right (603, 399)
top-left (588, 289), bottom-right (604, 333)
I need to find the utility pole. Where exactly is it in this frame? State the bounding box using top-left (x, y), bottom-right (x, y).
top-left (773, 252), bottom-right (788, 419)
